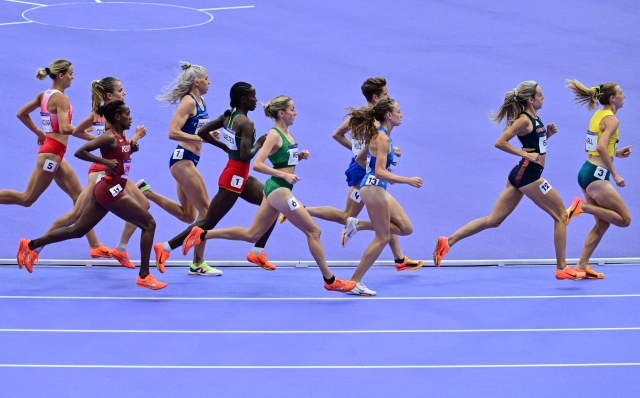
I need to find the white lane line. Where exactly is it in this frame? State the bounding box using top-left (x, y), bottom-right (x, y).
top-left (1, 294), bottom-right (639, 301)
top-left (1, 327), bottom-right (640, 334)
top-left (0, 20), bottom-right (32, 25)
top-left (4, 0), bottom-right (45, 6)
top-left (199, 6), bottom-right (254, 11)
top-left (1, 363), bottom-right (639, 369)
top-left (95, 0), bottom-right (102, 3)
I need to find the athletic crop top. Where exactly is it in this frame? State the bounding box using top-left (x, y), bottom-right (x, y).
top-left (586, 109), bottom-right (619, 157)
top-left (268, 127), bottom-right (298, 169)
top-left (40, 89), bottom-right (73, 134)
top-left (223, 111), bottom-right (257, 162)
top-left (100, 132), bottom-right (131, 184)
top-left (181, 94), bottom-right (208, 135)
top-left (516, 112), bottom-right (547, 155)
top-left (361, 126), bottom-right (396, 189)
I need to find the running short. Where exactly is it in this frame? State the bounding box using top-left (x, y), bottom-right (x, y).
top-left (88, 162), bottom-right (107, 174)
top-left (169, 145), bottom-right (200, 168)
top-left (578, 160), bottom-right (610, 190)
top-left (508, 159), bottom-right (544, 188)
top-left (218, 158), bottom-right (250, 194)
top-left (93, 176), bottom-right (127, 207)
top-left (38, 136), bottom-right (66, 159)
top-left (345, 157), bottom-right (366, 187)
top-left (264, 177), bottom-right (293, 198)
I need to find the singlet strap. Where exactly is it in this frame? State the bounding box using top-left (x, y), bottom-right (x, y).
top-left (273, 127), bottom-right (294, 146)
top-left (377, 126), bottom-right (390, 136)
top-left (188, 94), bottom-right (205, 113)
top-left (228, 110), bottom-right (244, 130)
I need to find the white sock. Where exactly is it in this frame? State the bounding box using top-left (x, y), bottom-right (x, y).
top-left (251, 247), bottom-right (264, 254)
top-left (163, 242), bottom-right (172, 252)
top-left (117, 243), bottom-right (127, 252)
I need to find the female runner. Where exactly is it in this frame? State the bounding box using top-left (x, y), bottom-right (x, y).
top-left (154, 82), bottom-right (277, 272)
top-left (564, 80), bottom-right (631, 279)
top-left (433, 81), bottom-right (584, 280)
top-left (40, 77), bottom-right (149, 266)
top-left (1, 59), bottom-right (110, 258)
top-left (173, 95), bottom-right (356, 292)
top-left (17, 101), bottom-right (166, 290)
top-left (343, 98), bottom-right (422, 296)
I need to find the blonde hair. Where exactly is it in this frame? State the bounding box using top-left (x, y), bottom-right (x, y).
top-left (566, 79), bottom-right (618, 111)
top-left (348, 98), bottom-right (397, 144)
top-left (263, 95), bottom-right (292, 119)
top-left (489, 80), bottom-right (538, 127)
top-left (36, 59), bottom-right (71, 81)
top-left (157, 61), bottom-right (207, 104)
top-left (91, 77), bottom-right (120, 112)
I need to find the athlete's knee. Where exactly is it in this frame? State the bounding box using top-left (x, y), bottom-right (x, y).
top-left (145, 217), bottom-right (157, 232)
top-left (179, 211), bottom-right (197, 224)
top-left (554, 211), bottom-right (568, 225)
top-left (399, 222), bottom-right (413, 236)
top-left (305, 225), bottom-right (322, 241)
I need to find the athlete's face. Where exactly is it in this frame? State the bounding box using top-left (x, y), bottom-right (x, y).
top-left (116, 107), bottom-right (132, 130)
top-left (529, 86), bottom-right (544, 110)
top-left (279, 100), bottom-right (297, 127)
top-left (610, 85), bottom-right (625, 109)
top-left (196, 73), bottom-right (210, 95)
top-left (386, 102), bottom-right (403, 127)
top-left (243, 89), bottom-right (258, 111)
top-left (106, 81), bottom-right (125, 102)
top-left (59, 65), bottom-right (74, 88)
top-left (372, 86), bottom-right (389, 104)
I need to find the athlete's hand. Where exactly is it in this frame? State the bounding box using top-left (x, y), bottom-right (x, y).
top-left (613, 174), bottom-right (626, 187)
top-left (130, 142), bottom-right (140, 153)
top-left (133, 126), bottom-right (147, 141)
top-left (299, 150), bottom-right (310, 160)
top-left (256, 134), bottom-right (267, 146)
top-left (36, 132), bottom-right (46, 146)
top-left (104, 159), bottom-right (119, 172)
top-left (212, 130), bottom-right (221, 140)
top-left (284, 174), bottom-right (301, 184)
top-left (522, 152), bottom-right (541, 163)
top-left (393, 146), bottom-right (402, 157)
top-left (546, 123), bottom-right (558, 138)
top-left (406, 176), bottom-right (423, 188)
top-left (616, 145), bottom-right (631, 158)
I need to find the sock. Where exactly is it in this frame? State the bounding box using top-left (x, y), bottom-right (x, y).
top-left (200, 230), bottom-right (207, 241)
top-left (117, 243), bottom-right (127, 252)
top-left (33, 247), bottom-right (43, 254)
top-left (323, 275), bottom-right (335, 285)
top-left (394, 257), bottom-right (405, 264)
top-left (251, 247), bottom-right (264, 255)
top-left (162, 242), bottom-right (172, 252)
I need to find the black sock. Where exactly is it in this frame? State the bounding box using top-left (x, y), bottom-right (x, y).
top-left (323, 275), bottom-right (335, 284)
top-left (394, 257), bottom-right (405, 264)
top-left (200, 230), bottom-right (207, 241)
top-left (28, 241), bottom-right (35, 250)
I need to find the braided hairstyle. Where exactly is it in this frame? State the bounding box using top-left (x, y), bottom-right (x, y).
top-left (96, 100), bottom-right (128, 125)
top-left (224, 82), bottom-right (255, 116)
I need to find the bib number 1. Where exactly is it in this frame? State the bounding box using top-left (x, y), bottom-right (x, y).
top-left (230, 175), bottom-right (244, 189)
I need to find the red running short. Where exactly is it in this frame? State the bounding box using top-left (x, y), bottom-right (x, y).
top-left (38, 136), bottom-right (67, 159)
top-left (93, 176), bottom-right (127, 206)
top-left (218, 158), bottom-right (250, 194)
top-left (88, 162), bottom-right (107, 174)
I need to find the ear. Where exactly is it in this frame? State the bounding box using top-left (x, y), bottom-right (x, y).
top-left (372, 94), bottom-right (379, 103)
top-left (105, 93), bottom-right (113, 101)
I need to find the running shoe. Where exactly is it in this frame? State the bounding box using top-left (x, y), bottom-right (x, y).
top-left (580, 265), bottom-right (605, 279)
top-left (90, 244), bottom-right (113, 259)
top-left (136, 179), bottom-right (151, 193)
top-left (395, 257), bottom-right (425, 271)
top-left (349, 282), bottom-right (377, 296)
top-left (182, 226), bottom-right (204, 255)
top-left (566, 197), bottom-right (584, 225)
top-left (153, 242), bottom-right (171, 273)
top-left (278, 213), bottom-right (287, 224)
top-left (324, 277), bottom-right (357, 293)
top-left (555, 266), bottom-right (586, 280)
top-left (341, 217), bottom-right (358, 247)
top-left (433, 236), bottom-right (450, 267)
top-left (17, 239), bottom-right (38, 273)
top-left (246, 251), bottom-right (276, 271)
top-left (189, 262), bottom-right (223, 276)
top-left (136, 274), bottom-right (168, 290)
top-left (111, 248), bottom-right (135, 269)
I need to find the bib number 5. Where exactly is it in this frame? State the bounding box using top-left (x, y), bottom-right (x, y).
top-left (43, 159), bottom-right (58, 172)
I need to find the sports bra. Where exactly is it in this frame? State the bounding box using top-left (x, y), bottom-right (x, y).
top-left (516, 112), bottom-right (547, 155)
top-left (40, 89), bottom-right (73, 134)
top-left (180, 94), bottom-right (208, 135)
top-left (100, 132), bottom-right (131, 183)
top-left (222, 111), bottom-right (257, 162)
top-left (586, 109), bottom-right (619, 157)
top-left (361, 126), bottom-right (396, 189)
top-left (268, 127), bottom-right (298, 169)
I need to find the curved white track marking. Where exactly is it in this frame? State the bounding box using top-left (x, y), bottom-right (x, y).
top-left (1, 327), bottom-right (640, 334)
top-left (5, 0), bottom-right (45, 6)
top-left (0, 363), bottom-right (639, 369)
top-left (1, 294), bottom-right (640, 300)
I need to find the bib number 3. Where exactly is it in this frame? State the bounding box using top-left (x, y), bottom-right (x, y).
top-left (287, 196), bottom-right (301, 211)
top-left (594, 166), bottom-right (608, 180)
top-left (539, 179), bottom-right (553, 195)
top-left (43, 159), bottom-right (58, 172)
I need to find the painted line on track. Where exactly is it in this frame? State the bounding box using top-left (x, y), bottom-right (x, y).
top-left (5, 0), bottom-right (45, 6)
top-left (0, 20), bottom-right (32, 25)
top-left (199, 6), bottom-right (254, 11)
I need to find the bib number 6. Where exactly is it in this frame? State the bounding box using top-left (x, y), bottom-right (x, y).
top-left (287, 196), bottom-right (301, 211)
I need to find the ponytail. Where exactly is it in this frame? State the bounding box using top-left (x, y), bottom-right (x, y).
top-left (489, 80), bottom-right (538, 127)
top-left (90, 77), bottom-right (120, 112)
top-left (36, 59), bottom-right (71, 81)
top-left (566, 79), bottom-right (618, 111)
top-left (224, 82), bottom-right (254, 117)
top-left (347, 98), bottom-right (396, 144)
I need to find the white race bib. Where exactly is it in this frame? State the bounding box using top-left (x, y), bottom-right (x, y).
top-left (172, 148), bottom-right (184, 160)
top-left (594, 166), bottom-right (608, 180)
top-left (539, 179), bottom-right (552, 195)
top-left (287, 196), bottom-right (301, 211)
top-left (352, 138), bottom-right (364, 156)
top-left (93, 122), bottom-right (106, 136)
top-left (195, 116), bottom-right (209, 134)
top-left (40, 112), bottom-right (52, 133)
top-left (109, 184), bottom-right (123, 197)
top-left (365, 175), bottom-right (384, 187)
top-left (221, 127), bottom-right (238, 151)
top-left (43, 159), bottom-right (57, 172)
top-left (287, 144), bottom-right (299, 166)
top-left (586, 131), bottom-right (598, 152)
top-left (349, 188), bottom-right (361, 203)
top-left (365, 154), bottom-right (372, 173)
top-left (387, 161), bottom-right (397, 173)
top-left (231, 175), bottom-right (244, 189)
top-left (121, 159), bottom-right (131, 179)
top-left (538, 134), bottom-right (547, 155)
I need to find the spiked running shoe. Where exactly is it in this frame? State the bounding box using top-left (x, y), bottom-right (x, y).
top-left (324, 277), bottom-right (357, 293)
top-left (136, 274), bottom-right (168, 290)
top-left (111, 248), bottom-right (135, 269)
top-left (189, 262), bottom-right (223, 276)
top-left (278, 213), bottom-right (287, 224)
top-left (90, 244), bottom-right (112, 259)
top-left (555, 266), bottom-right (586, 281)
top-left (154, 242), bottom-right (170, 273)
top-left (566, 197), bottom-right (585, 225)
top-left (183, 226), bottom-right (204, 255)
top-left (247, 251), bottom-right (276, 271)
top-left (395, 257), bottom-right (425, 271)
top-left (581, 265), bottom-right (605, 279)
top-left (136, 179), bottom-right (151, 193)
top-left (433, 236), bottom-right (450, 267)
top-left (17, 239), bottom-right (38, 273)
top-left (341, 217), bottom-right (358, 247)
top-left (349, 282), bottom-right (377, 296)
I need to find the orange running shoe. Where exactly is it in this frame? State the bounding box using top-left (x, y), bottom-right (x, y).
top-left (278, 213), bottom-right (287, 224)
top-left (566, 197), bottom-right (584, 225)
top-left (247, 251), bottom-right (276, 271)
top-left (182, 226), bottom-right (204, 255)
top-left (555, 266), bottom-right (586, 280)
top-left (154, 242), bottom-right (171, 273)
top-left (581, 265), bottom-right (605, 279)
top-left (324, 277), bottom-right (357, 293)
top-left (395, 257), bottom-right (425, 271)
top-left (17, 239), bottom-right (38, 273)
top-left (90, 244), bottom-right (113, 259)
top-left (136, 274), bottom-right (168, 290)
top-left (433, 236), bottom-right (450, 267)
top-left (111, 248), bottom-right (135, 269)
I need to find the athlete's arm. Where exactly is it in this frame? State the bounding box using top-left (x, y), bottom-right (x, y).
top-left (546, 123), bottom-right (558, 139)
top-left (332, 118), bottom-right (352, 150)
top-left (71, 112), bottom-right (97, 142)
top-left (52, 95), bottom-right (75, 135)
top-left (371, 134), bottom-right (421, 187)
top-left (494, 118), bottom-right (540, 163)
top-left (598, 116), bottom-right (623, 186)
top-left (16, 92), bottom-right (46, 144)
top-left (237, 117), bottom-right (265, 162)
top-left (253, 130), bottom-right (299, 184)
top-left (168, 96), bottom-right (204, 143)
top-left (197, 114), bottom-right (229, 151)
top-left (616, 145), bottom-right (631, 158)
top-left (75, 133), bottom-right (119, 170)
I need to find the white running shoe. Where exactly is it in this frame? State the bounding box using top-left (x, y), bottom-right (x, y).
top-left (341, 217), bottom-right (358, 247)
top-left (188, 262), bottom-right (223, 276)
top-left (349, 282), bottom-right (376, 296)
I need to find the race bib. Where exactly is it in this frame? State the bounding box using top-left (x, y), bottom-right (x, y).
top-left (594, 166), bottom-right (608, 180)
top-left (95, 173), bottom-right (105, 183)
top-left (231, 175), bottom-right (244, 189)
top-left (287, 144), bottom-right (299, 166)
top-left (387, 161), bottom-right (397, 172)
top-left (195, 116), bottom-right (209, 134)
top-left (349, 188), bottom-right (362, 203)
top-left (585, 131), bottom-right (598, 152)
top-left (109, 184), bottom-right (123, 197)
top-left (172, 148), bottom-right (184, 160)
top-left (538, 134), bottom-right (547, 155)
top-left (43, 159), bottom-right (57, 172)
top-left (352, 138), bottom-right (364, 156)
top-left (539, 179), bottom-right (552, 195)
top-left (364, 175), bottom-right (384, 187)
top-left (93, 122), bottom-right (106, 136)
top-left (221, 127), bottom-right (238, 151)
top-left (40, 112), bottom-right (52, 133)
top-left (365, 154), bottom-right (372, 173)
top-left (121, 159), bottom-right (131, 178)
top-left (287, 196), bottom-right (301, 211)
